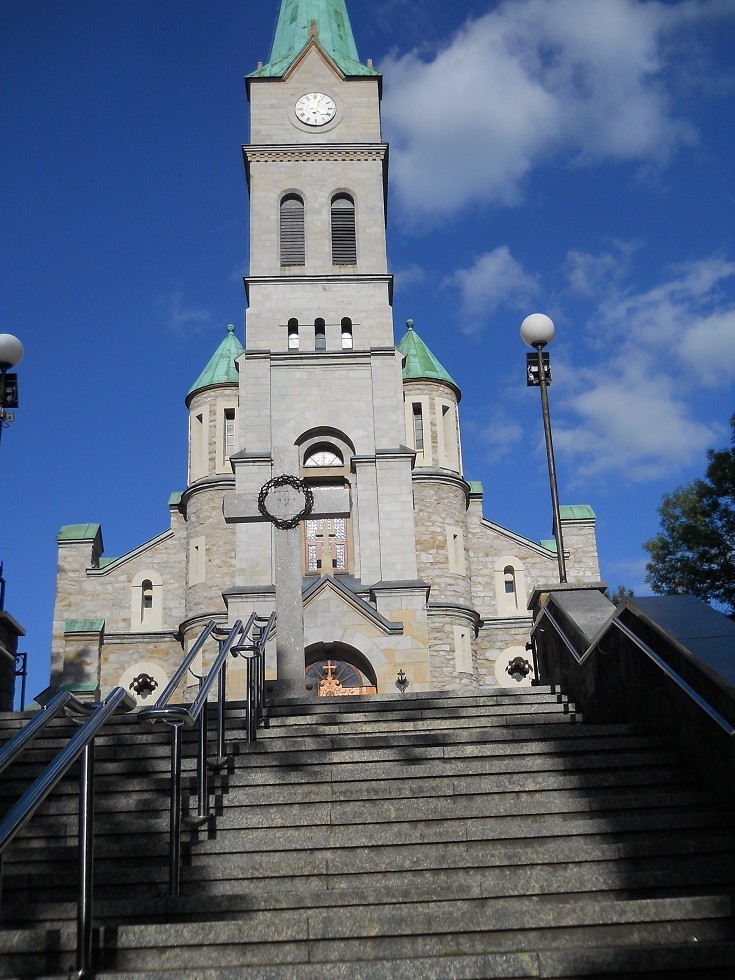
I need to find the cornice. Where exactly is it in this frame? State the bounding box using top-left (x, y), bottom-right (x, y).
top-left (245, 273), bottom-right (393, 304)
top-left (244, 142), bottom-right (387, 164)
top-left (182, 475), bottom-right (235, 507)
top-left (412, 469), bottom-right (470, 500)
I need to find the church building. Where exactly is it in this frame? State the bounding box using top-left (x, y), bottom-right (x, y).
top-left (50, 0), bottom-right (600, 705)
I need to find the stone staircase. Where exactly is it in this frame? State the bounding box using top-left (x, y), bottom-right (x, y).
top-left (2, 686), bottom-right (735, 977)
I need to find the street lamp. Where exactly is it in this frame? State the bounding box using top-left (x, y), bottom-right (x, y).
top-left (0, 333), bottom-right (24, 449)
top-left (520, 313), bottom-right (567, 583)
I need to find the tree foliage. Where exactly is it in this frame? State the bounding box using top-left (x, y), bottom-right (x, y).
top-left (644, 414), bottom-right (735, 615)
top-left (608, 585), bottom-right (635, 606)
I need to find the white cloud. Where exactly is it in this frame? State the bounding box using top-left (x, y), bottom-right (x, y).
top-left (161, 291), bottom-right (213, 336)
top-left (382, 0), bottom-right (731, 217)
top-left (564, 241), bottom-right (639, 297)
top-left (555, 253), bottom-right (735, 481)
top-left (444, 246), bottom-right (538, 334)
top-left (557, 366), bottom-right (715, 480)
top-left (393, 262), bottom-right (427, 292)
top-left (678, 307), bottom-right (735, 385)
top-left (473, 412), bottom-right (525, 462)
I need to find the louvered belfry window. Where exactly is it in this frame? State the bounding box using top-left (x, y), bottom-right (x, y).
top-left (331, 194), bottom-right (356, 265)
top-left (280, 194), bottom-right (305, 266)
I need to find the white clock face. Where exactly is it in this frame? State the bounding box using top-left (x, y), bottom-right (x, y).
top-left (295, 92), bottom-right (337, 127)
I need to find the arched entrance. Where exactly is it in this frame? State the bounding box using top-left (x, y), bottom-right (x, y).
top-left (305, 642), bottom-right (378, 697)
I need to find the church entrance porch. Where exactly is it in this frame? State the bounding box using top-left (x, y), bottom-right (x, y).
top-left (305, 642), bottom-right (377, 696)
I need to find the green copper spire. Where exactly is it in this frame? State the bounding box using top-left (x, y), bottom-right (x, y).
top-left (397, 319), bottom-right (459, 396)
top-left (250, 0), bottom-right (378, 79)
top-left (187, 324), bottom-right (244, 404)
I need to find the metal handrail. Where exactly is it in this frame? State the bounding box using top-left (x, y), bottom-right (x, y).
top-left (0, 688), bottom-right (94, 777)
top-left (612, 617), bottom-right (735, 737)
top-left (532, 603), bottom-right (735, 737)
top-left (145, 618), bottom-right (218, 714)
top-left (0, 686), bottom-right (135, 975)
top-left (232, 612), bottom-right (276, 742)
top-left (139, 617), bottom-right (248, 895)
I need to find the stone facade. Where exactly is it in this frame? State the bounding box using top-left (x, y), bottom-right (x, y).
top-left (47, 2), bottom-right (602, 704)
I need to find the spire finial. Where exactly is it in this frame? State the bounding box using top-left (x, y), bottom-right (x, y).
top-left (226, 323), bottom-right (235, 334)
top-left (406, 318), bottom-right (414, 330)
top-left (309, 18), bottom-right (318, 38)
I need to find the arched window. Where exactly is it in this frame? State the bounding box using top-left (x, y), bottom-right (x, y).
top-left (304, 446), bottom-right (343, 467)
top-left (341, 317), bottom-right (353, 349)
top-left (288, 318), bottom-right (299, 349)
top-left (280, 194), bottom-right (305, 267)
top-left (494, 556), bottom-right (526, 616)
top-left (314, 318), bottom-right (326, 351)
top-left (131, 571), bottom-right (163, 631)
top-left (141, 580), bottom-right (154, 622)
top-left (331, 194), bottom-right (356, 265)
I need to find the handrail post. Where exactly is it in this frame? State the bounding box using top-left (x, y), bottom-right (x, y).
top-left (216, 643), bottom-right (227, 761)
top-left (197, 689), bottom-right (208, 820)
top-left (77, 741), bottom-right (95, 975)
top-left (246, 654), bottom-right (257, 743)
top-left (257, 645), bottom-right (265, 728)
top-left (169, 726), bottom-right (182, 897)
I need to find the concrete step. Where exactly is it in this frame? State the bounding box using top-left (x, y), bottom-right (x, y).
top-left (80, 942), bottom-right (735, 979)
top-left (2, 897), bottom-right (735, 978)
top-left (9, 849), bottom-right (735, 925)
top-left (4, 685), bottom-right (735, 977)
top-left (261, 700), bottom-right (575, 732)
top-left (5, 787), bottom-right (724, 866)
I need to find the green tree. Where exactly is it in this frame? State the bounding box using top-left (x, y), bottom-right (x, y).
top-left (608, 585), bottom-right (635, 606)
top-left (644, 414), bottom-right (735, 616)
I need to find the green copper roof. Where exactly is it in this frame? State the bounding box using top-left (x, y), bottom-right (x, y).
top-left (559, 504), bottom-right (596, 520)
top-left (250, 0), bottom-right (378, 79)
top-left (57, 524), bottom-right (101, 542)
top-left (64, 618), bottom-right (105, 634)
top-left (187, 324), bottom-right (243, 402)
top-left (397, 320), bottom-right (459, 393)
top-left (468, 481), bottom-right (484, 496)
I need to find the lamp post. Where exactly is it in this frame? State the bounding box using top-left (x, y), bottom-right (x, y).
top-left (520, 313), bottom-right (567, 584)
top-left (0, 333), bottom-right (24, 449)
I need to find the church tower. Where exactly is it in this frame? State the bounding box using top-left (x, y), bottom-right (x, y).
top-left (47, 0), bottom-right (601, 705)
top-left (225, 0), bottom-right (433, 693)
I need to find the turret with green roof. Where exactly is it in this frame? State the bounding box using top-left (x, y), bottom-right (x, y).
top-left (397, 319), bottom-right (460, 400)
top-left (250, 0), bottom-right (379, 79)
top-left (186, 324), bottom-right (244, 406)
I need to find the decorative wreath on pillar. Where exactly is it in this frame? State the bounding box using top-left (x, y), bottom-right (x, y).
top-left (257, 474), bottom-right (314, 530)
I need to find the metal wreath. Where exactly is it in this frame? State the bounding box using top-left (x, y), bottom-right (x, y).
top-left (257, 474), bottom-right (314, 530)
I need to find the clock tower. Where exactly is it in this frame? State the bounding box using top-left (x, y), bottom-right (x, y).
top-left (227, 0), bottom-right (433, 692)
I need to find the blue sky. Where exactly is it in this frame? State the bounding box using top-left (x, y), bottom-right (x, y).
top-left (2, 0), bottom-right (734, 705)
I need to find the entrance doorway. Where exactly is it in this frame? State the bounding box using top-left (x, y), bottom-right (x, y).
top-left (305, 643), bottom-right (378, 697)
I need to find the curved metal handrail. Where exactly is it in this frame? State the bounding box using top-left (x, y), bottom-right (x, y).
top-left (0, 688), bottom-right (93, 777)
top-left (0, 686), bottom-right (135, 850)
top-left (137, 616), bottom-right (254, 896)
top-left (139, 617), bottom-right (247, 728)
top-left (0, 685), bottom-right (136, 975)
top-left (141, 618), bottom-right (217, 717)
